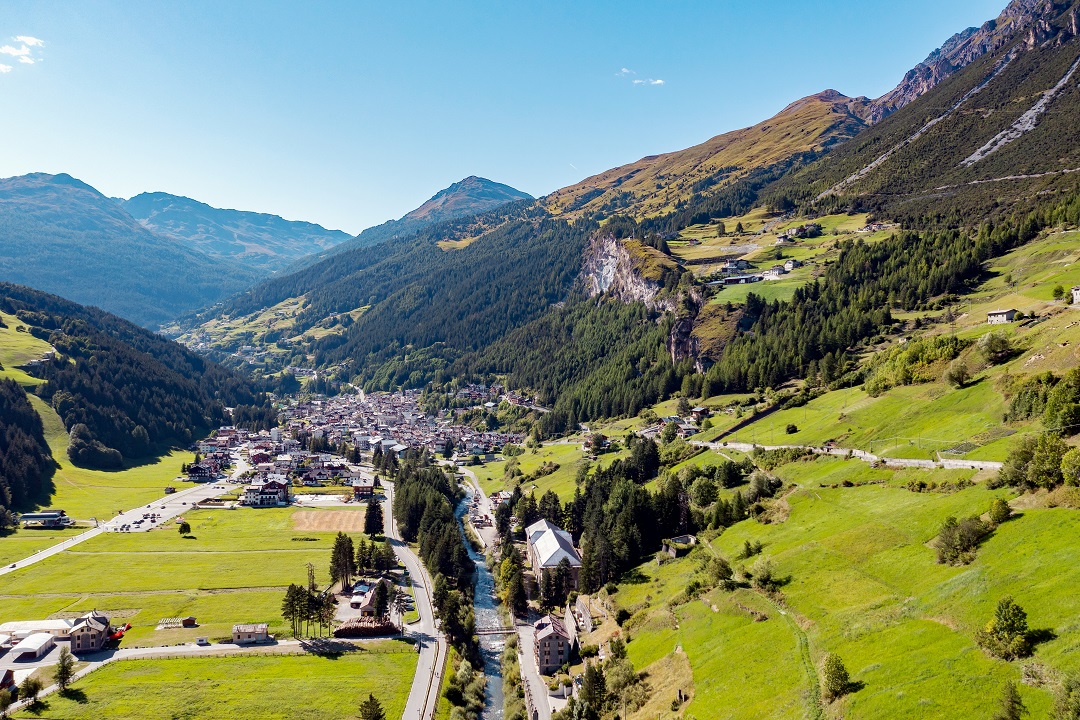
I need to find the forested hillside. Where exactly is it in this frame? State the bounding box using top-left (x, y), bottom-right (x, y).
top-left (0, 378), bottom-right (54, 517)
top-left (0, 284), bottom-right (272, 468)
top-left (0, 173), bottom-right (259, 327)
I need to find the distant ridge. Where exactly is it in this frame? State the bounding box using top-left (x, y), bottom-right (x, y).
top-left (122, 192), bottom-right (352, 274)
top-left (0, 173), bottom-right (259, 328)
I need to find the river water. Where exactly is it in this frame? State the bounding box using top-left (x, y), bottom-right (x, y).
top-left (457, 487), bottom-right (505, 720)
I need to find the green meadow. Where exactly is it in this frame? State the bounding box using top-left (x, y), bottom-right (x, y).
top-left (14, 649), bottom-right (416, 720)
top-left (593, 458), bottom-right (1071, 719)
top-left (0, 508), bottom-right (343, 646)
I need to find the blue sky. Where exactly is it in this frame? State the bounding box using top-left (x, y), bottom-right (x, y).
top-left (1, 0), bottom-right (1006, 234)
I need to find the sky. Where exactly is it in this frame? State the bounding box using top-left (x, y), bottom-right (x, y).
top-left (1, 0), bottom-right (1007, 234)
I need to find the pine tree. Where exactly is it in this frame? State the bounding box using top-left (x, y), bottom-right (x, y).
top-left (55, 646), bottom-right (75, 691)
top-left (364, 498), bottom-right (384, 537)
top-left (358, 693), bottom-right (386, 720)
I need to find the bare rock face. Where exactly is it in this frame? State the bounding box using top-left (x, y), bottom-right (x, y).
top-left (868, 0), bottom-right (1075, 123)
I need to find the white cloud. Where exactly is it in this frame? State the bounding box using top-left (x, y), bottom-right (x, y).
top-left (0, 37), bottom-right (44, 74)
top-left (619, 67), bottom-right (664, 86)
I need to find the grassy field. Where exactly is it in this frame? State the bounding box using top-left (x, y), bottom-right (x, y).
top-left (14, 648), bottom-right (416, 720)
top-left (0, 527), bottom-right (83, 566)
top-left (0, 508), bottom-right (346, 646)
top-left (593, 458), bottom-right (1069, 719)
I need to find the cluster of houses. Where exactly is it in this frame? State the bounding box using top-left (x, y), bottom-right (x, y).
top-left (278, 390), bottom-right (526, 462)
top-left (776, 222), bottom-right (821, 242)
top-left (0, 611), bottom-right (114, 660)
top-left (708, 257), bottom-right (803, 286)
top-left (638, 411), bottom-right (705, 441)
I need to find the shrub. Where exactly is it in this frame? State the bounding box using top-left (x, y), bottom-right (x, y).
top-left (979, 331), bottom-right (1014, 364)
top-left (935, 515), bottom-right (991, 565)
top-left (989, 498), bottom-right (1012, 525)
top-left (615, 608), bottom-right (632, 626)
top-left (579, 643), bottom-right (599, 658)
top-left (785, 423), bottom-right (798, 434)
top-left (943, 360), bottom-right (971, 387)
top-left (1055, 674), bottom-right (1080, 719)
top-left (821, 653), bottom-right (850, 701)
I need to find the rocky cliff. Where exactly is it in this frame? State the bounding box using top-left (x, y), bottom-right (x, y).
top-left (581, 232), bottom-right (706, 367)
top-left (869, 0), bottom-right (1078, 122)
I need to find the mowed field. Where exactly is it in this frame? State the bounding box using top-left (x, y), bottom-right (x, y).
top-left (0, 508), bottom-right (359, 646)
top-left (593, 458), bottom-right (1080, 719)
top-left (13, 650), bottom-right (416, 720)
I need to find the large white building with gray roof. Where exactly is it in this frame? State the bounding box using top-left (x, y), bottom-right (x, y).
top-left (525, 519), bottom-right (581, 588)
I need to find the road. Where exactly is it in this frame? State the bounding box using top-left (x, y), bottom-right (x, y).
top-left (384, 481), bottom-right (447, 720)
top-left (693, 441), bottom-right (1003, 471)
top-left (0, 453), bottom-right (249, 578)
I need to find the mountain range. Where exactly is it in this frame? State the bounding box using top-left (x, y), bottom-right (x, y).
top-left (121, 192), bottom-right (353, 273)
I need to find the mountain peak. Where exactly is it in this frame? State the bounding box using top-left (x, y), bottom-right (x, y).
top-left (869, 0), bottom-right (1078, 122)
top-left (402, 176), bottom-right (533, 223)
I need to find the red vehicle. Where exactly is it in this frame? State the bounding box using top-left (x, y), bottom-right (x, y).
top-left (108, 623), bottom-right (132, 641)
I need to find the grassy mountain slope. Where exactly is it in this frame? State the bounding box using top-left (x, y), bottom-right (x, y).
top-left (0, 174), bottom-right (260, 327)
top-left (122, 191), bottom-right (353, 273)
top-left (545, 90), bottom-right (870, 221)
top-left (772, 3), bottom-right (1080, 224)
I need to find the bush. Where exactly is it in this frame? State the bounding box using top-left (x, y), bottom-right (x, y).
top-left (821, 653), bottom-right (850, 701)
top-left (785, 423), bottom-right (798, 434)
top-left (989, 498), bottom-right (1011, 525)
top-left (579, 643), bottom-right (599, 658)
top-left (935, 515), bottom-right (991, 565)
top-left (943, 360), bottom-right (970, 388)
top-left (615, 608), bottom-right (632, 626)
top-left (979, 331), bottom-right (1013, 365)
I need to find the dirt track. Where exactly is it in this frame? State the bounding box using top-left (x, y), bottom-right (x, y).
top-left (292, 510), bottom-right (367, 532)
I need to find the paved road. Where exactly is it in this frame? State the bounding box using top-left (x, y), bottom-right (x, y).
top-left (0, 454), bottom-right (249, 578)
top-left (694, 441), bottom-right (1003, 471)
top-left (384, 481), bottom-right (447, 720)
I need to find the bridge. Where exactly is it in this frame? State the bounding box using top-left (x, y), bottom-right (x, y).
top-left (475, 627), bottom-right (517, 636)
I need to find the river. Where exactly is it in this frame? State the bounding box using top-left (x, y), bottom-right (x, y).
top-left (457, 486), bottom-right (505, 720)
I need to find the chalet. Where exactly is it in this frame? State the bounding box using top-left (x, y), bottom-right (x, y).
top-left (784, 259), bottom-right (802, 272)
top-left (70, 610), bottom-right (111, 654)
top-left (232, 623), bottom-right (270, 644)
top-left (525, 520), bottom-right (581, 588)
top-left (243, 479), bottom-right (290, 507)
top-left (187, 462), bottom-right (217, 482)
top-left (988, 309), bottom-right (1018, 325)
top-left (691, 407), bottom-right (709, 422)
top-left (534, 614), bottom-right (576, 675)
top-left (352, 476), bottom-right (376, 499)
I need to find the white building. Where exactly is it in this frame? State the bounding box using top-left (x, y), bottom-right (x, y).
top-left (987, 309), bottom-right (1018, 325)
top-left (525, 519), bottom-right (582, 588)
top-left (9, 633), bottom-right (55, 660)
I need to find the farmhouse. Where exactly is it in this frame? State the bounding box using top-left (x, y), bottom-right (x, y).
top-left (1073, 286), bottom-right (1080, 305)
top-left (533, 614), bottom-right (576, 675)
top-left (525, 520), bottom-right (581, 588)
top-left (232, 623), bottom-right (270, 644)
top-left (987, 309), bottom-right (1018, 325)
top-left (70, 611), bottom-right (112, 654)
